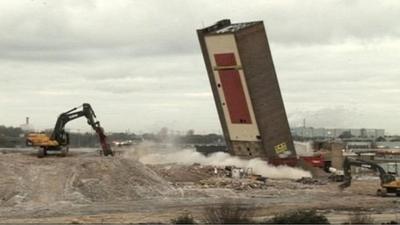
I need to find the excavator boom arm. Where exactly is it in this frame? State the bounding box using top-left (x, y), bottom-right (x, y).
top-left (339, 157), bottom-right (395, 189)
top-left (51, 103), bottom-right (113, 156)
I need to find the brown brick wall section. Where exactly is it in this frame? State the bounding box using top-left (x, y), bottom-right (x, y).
top-left (235, 23), bottom-right (296, 158)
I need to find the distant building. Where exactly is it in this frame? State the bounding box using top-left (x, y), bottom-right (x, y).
top-left (291, 127), bottom-right (385, 139)
top-left (346, 141), bottom-right (372, 149)
top-left (20, 117), bottom-right (34, 132)
top-left (376, 142), bottom-right (400, 149)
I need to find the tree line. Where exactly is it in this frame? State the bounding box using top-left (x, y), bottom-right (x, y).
top-left (0, 125), bottom-right (224, 148)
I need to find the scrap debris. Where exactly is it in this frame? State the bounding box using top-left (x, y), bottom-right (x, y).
top-left (296, 177), bottom-right (327, 185)
top-left (199, 177), bottom-right (267, 190)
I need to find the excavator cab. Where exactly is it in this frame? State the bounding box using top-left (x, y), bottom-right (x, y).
top-left (26, 103), bottom-right (113, 157)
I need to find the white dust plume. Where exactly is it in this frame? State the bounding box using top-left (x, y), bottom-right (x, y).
top-left (123, 142), bottom-right (311, 179)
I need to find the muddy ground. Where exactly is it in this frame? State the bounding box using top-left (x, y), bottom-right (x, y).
top-left (0, 148), bottom-right (399, 224)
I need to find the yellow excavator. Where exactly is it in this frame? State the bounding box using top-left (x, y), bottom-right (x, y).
top-left (339, 157), bottom-right (400, 197)
top-left (26, 103), bottom-right (114, 158)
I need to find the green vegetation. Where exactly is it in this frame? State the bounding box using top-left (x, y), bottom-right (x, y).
top-left (202, 202), bottom-right (255, 224)
top-left (176, 133), bottom-right (223, 145)
top-left (344, 211), bottom-right (374, 224)
top-left (171, 212), bottom-right (196, 224)
top-left (171, 205), bottom-right (331, 224)
top-left (267, 209), bottom-right (329, 224)
top-left (0, 125), bottom-right (24, 147)
top-left (0, 124), bottom-right (224, 148)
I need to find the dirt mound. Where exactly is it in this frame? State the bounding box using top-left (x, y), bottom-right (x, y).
top-left (0, 153), bottom-right (178, 206)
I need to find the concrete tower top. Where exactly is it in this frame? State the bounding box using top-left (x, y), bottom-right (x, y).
top-left (200, 19), bottom-right (261, 35)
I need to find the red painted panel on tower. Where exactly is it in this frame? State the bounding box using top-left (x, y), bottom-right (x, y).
top-left (218, 69), bottom-right (252, 124)
top-left (214, 53), bottom-right (236, 66)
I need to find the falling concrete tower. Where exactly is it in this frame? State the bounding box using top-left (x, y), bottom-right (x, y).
top-left (197, 19), bottom-right (296, 164)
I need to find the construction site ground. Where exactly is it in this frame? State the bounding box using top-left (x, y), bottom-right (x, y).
top-left (1, 148), bottom-right (399, 224)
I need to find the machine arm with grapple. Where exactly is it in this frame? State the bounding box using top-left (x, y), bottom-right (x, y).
top-left (339, 157), bottom-right (400, 196)
top-left (26, 103), bottom-right (113, 157)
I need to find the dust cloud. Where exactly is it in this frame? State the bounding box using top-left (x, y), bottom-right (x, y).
top-left (123, 142), bottom-right (311, 179)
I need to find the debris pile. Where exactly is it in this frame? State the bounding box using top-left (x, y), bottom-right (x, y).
top-left (149, 163), bottom-right (219, 182)
top-left (296, 177), bottom-right (327, 185)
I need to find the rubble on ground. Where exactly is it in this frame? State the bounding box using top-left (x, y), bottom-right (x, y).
top-left (150, 163), bottom-right (270, 191)
top-left (0, 150), bottom-right (397, 224)
top-left (296, 177), bottom-right (327, 185)
top-left (199, 177), bottom-right (267, 190)
top-left (148, 163), bottom-right (219, 182)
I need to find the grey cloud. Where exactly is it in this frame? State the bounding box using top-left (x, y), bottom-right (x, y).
top-left (288, 105), bottom-right (400, 134)
top-left (1, 0), bottom-right (400, 133)
top-left (1, 0), bottom-right (399, 63)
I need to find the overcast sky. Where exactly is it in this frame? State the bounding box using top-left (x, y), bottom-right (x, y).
top-left (0, 0), bottom-right (399, 134)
